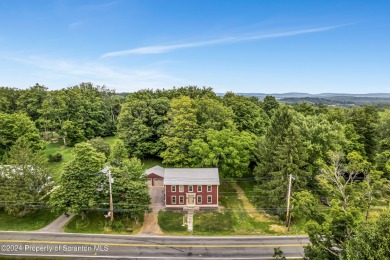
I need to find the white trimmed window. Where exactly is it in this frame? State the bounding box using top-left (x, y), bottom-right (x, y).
top-left (207, 185), bottom-right (212, 192)
top-left (171, 185), bottom-right (176, 192)
top-left (207, 195), bottom-right (212, 204)
top-left (172, 196), bottom-right (176, 204)
top-left (179, 185), bottom-right (184, 192)
top-left (179, 196), bottom-right (184, 204)
top-left (197, 195), bottom-right (202, 204)
top-left (188, 185), bottom-right (193, 192)
top-left (197, 185), bottom-right (202, 192)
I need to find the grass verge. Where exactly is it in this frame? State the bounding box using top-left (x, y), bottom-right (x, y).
top-left (64, 211), bottom-right (143, 234)
top-left (158, 211), bottom-right (189, 234)
top-left (0, 209), bottom-right (59, 231)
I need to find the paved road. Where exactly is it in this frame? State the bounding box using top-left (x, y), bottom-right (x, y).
top-left (0, 232), bottom-right (308, 259)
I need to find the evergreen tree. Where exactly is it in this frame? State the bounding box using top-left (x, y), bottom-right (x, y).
top-left (254, 106), bottom-right (309, 216)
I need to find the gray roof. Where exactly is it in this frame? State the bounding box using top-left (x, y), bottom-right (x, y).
top-left (163, 168), bottom-right (219, 185)
top-left (144, 165), bottom-right (165, 178)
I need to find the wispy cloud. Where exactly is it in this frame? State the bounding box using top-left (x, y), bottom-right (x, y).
top-left (6, 55), bottom-right (181, 91)
top-left (102, 25), bottom-right (344, 58)
top-left (68, 21), bottom-right (84, 30)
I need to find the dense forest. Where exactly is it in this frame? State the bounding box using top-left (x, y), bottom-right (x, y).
top-left (1, 83), bottom-right (390, 259)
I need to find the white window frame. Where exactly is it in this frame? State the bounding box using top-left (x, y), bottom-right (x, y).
top-left (207, 195), bottom-right (212, 204)
top-left (197, 195), bottom-right (202, 204)
top-left (171, 196), bottom-right (176, 204)
top-left (179, 185), bottom-right (184, 192)
top-left (207, 185), bottom-right (212, 192)
top-left (171, 185), bottom-right (176, 192)
top-left (188, 185), bottom-right (193, 192)
top-left (197, 185), bottom-right (202, 192)
top-left (179, 196), bottom-right (184, 204)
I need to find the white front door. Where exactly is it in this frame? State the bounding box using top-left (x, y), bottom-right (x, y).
top-left (187, 194), bottom-right (195, 206)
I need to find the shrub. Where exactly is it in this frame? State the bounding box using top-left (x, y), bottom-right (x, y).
top-left (48, 153), bottom-right (63, 162)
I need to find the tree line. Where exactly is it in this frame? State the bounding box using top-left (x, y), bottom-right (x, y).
top-left (0, 83), bottom-right (122, 154)
top-left (1, 84), bottom-right (390, 258)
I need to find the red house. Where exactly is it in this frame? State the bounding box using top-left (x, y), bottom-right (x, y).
top-left (144, 166), bottom-right (220, 210)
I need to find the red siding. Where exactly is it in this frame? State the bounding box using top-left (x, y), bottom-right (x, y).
top-left (165, 185), bottom-right (218, 208)
top-left (146, 173), bottom-right (163, 179)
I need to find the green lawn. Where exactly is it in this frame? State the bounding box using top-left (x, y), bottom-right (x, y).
top-left (158, 211), bottom-right (189, 234)
top-left (158, 181), bottom-right (304, 236)
top-left (64, 211), bottom-right (144, 234)
top-left (44, 136), bottom-right (172, 181)
top-left (44, 136), bottom-right (118, 181)
top-left (142, 157), bottom-right (173, 170)
top-left (217, 180), bottom-right (293, 235)
top-left (0, 209), bottom-right (59, 231)
top-left (44, 141), bottom-right (75, 182)
top-left (237, 179), bottom-right (256, 204)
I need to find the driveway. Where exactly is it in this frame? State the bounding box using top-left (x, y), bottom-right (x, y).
top-left (139, 185), bottom-right (164, 235)
top-left (37, 213), bottom-right (74, 233)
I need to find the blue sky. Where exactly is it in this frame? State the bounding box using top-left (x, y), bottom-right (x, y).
top-left (0, 0), bottom-right (389, 93)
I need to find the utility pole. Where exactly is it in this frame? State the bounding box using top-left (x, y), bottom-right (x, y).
top-left (102, 167), bottom-right (114, 222)
top-left (108, 169), bottom-right (114, 222)
top-left (286, 174), bottom-right (293, 228)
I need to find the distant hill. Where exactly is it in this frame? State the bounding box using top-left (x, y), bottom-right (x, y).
top-left (229, 92), bottom-right (390, 99)
top-left (217, 92), bottom-right (390, 107)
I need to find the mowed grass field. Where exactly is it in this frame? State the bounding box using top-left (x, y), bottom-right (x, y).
top-left (44, 136), bottom-right (118, 181)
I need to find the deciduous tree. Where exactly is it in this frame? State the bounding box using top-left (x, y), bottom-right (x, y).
top-left (189, 129), bottom-right (257, 177)
top-left (0, 112), bottom-right (43, 159)
top-left (223, 92), bottom-right (268, 135)
top-left (118, 97), bottom-right (169, 158)
top-left (108, 158), bottom-right (150, 219)
top-left (0, 138), bottom-right (52, 216)
top-left (109, 139), bottom-right (128, 166)
top-left (49, 143), bottom-right (105, 218)
top-left (161, 96), bottom-right (199, 166)
top-left (88, 137), bottom-right (111, 159)
top-left (345, 210), bottom-right (390, 260)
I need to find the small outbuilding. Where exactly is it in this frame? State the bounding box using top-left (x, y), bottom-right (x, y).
top-left (144, 165), bottom-right (165, 186)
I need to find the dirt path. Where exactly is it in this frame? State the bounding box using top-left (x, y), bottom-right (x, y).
top-left (230, 182), bottom-right (273, 223)
top-left (37, 213), bottom-right (74, 233)
top-left (138, 186), bottom-right (163, 235)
